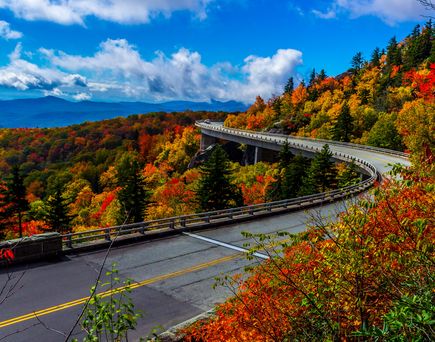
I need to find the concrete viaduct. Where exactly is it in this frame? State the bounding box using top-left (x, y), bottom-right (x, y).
top-left (0, 122), bottom-right (410, 341)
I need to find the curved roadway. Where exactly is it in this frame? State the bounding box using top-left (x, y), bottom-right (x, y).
top-left (0, 124), bottom-right (410, 341)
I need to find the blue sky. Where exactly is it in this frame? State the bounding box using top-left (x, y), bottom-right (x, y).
top-left (0, 0), bottom-right (432, 104)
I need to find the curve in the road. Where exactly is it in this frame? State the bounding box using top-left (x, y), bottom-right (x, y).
top-left (196, 121), bottom-right (410, 175)
top-left (0, 123), bottom-right (411, 341)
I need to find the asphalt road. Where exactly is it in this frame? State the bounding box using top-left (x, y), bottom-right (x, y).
top-left (0, 207), bottom-right (328, 341)
top-left (0, 127), bottom-right (410, 341)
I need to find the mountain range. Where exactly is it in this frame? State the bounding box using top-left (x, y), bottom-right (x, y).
top-left (0, 96), bottom-right (248, 128)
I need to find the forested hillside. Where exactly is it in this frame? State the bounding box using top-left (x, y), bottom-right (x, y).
top-left (0, 14), bottom-right (432, 342)
top-left (225, 21), bottom-right (434, 162)
top-left (0, 111), bottom-right (231, 238)
top-left (182, 23), bottom-right (434, 342)
top-left (0, 23), bottom-right (433, 246)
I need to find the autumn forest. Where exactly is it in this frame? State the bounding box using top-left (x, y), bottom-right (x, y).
top-left (0, 20), bottom-right (434, 341)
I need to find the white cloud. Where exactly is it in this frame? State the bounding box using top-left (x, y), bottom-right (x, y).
top-left (0, 0), bottom-right (214, 25)
top-left (238, 49), bottom-right (303, 100)
top-left (43, 87), bottom-right (64, 97)
top-left (0, 43), bottom-right (87, 92)
top-left (73, 92), bottom-right (91, 101)
top-left (315, 0), bottom-right (432, 24)
top-left (62, 74), bottom-right (88, 87)
top-left (339, 0), bottom-right (428, 23)
top-left (312, 9), bottom-right (337, 19)
top-left (43, 38), bottom-right (303, 103)
top-left (0, 40), bottom-right (303, 103)
top-left (288, 3), bottom-right (304, 16)
top-left (0, 20), bottom-right (22, 39)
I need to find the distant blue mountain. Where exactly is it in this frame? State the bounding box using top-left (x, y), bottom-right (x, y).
top-left (0, 96), bottom-right (248, 128)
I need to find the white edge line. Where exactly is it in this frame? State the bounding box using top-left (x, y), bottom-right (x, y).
top-left (183, 232), bottom-right (269, 260)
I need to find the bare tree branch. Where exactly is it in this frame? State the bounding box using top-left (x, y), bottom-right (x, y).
top-left (0, 322), bottom-right (41, 341)
top-left (418, 0), bottom-right (435, 10)
top-left (35, 315), bottom-right (68, 338)
top-left (63, 211), bottom-right (132, 341)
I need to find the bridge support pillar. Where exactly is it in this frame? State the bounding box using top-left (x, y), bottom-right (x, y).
top-left (200, 134), bottom-right (218, 151)
top-left (244, 145), bottom-right (257, 165)
top-left (254, 146), bottom-right (263, 164)
top-left (245, 146), bottom-right (275, 165)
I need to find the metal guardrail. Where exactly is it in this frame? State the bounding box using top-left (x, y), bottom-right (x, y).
top-left (196, 121), bottom-right (409, 159)
top-left (62, 174), bottom-right (374, 250)
top-left (61, 122), bottom-right (384, 251)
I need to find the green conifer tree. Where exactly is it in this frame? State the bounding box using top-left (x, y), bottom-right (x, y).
top-left (116, 153), bottom-right (148, 223)
top-left (299, 144), bottom-right (337, 195)
top-left (404, 25), bottom-right (422, 69)
top-left (196, 145), bottom-right (243, 211)
top-left (431, 37), bottom-right (435, 63)
top-left (386, 37), bottom-right (402, 66)
top-left (267, 141), bottom-right (294, 201)
top-left (370, 47), bottom-right (381, 67)
top-left (281, 155), bottom-right (309, 199)
top-left (278, 140), bottom-right (294, 170)
top-left (318, 69), bottom-right (327, 82)
top-left (4, 166), bottom-right (29, 238)
top-left (44, 185), bottom-right (73, 234)
top-left (418, 20), bottom-right (433, 63)
top-left (309, 68), bottom-right (317, 87)
top-left (284, 77), bottom-right (294, 95)
top-left (333, 102), bottom-right (353, 142)
top-left (351, 52), bottom-right (365, 74)
top-left (270, 95), bottom-right (282, 117)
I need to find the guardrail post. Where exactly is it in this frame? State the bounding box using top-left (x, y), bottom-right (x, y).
top-left (205, 215), bottom-right (210, 223)
top-left (169, 219), bottom-right (175, 229)
top-left (66, 235), bottom-right (72, 249)
top-left (139, 223), bottom-right (146, 234)
top-left (105, 229), bottom-right (111, 242)
top-left (267, 204), bottom-right (272, 212)
top-left (249, 207), bottom-right (254, 215)
top-left (228, 209), bottom-right (233, 219)
top-left (180, 218), bottom-right (186, 227)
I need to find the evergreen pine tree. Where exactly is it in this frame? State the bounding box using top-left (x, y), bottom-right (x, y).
top-left (431, 36), bottom-right (435, 63)
top-left (116, 153), bottom-right (148, 223)
top-left (370, 47), bottom-right (381, 67)
top-left (281, 155), bottom-right (309, 199)
top-left (333, 102), bottom-right (353, 142)
top-left (299, 144), bottom-right (337, 195)
top-left (278, 140), bottom-right (294, 170)
top-left (4, 166), bottom-right (29, 238)
top-left (351, 52), bottom-right (364, 73)
top-left (404, 25), bottom-right (422, 69)
top-left (44, 185), bottom-right (73, 234)
top-left (386, 37), bottom-right (402, 66)
top-left (270, 95), bottom-right (282, 117)
top-left (309, 68), bottom-right (317, 87)
top-left (268, 141), bottom-right (295, 201)
top-left (318, 69), bottom-right (327, 82)
top-left (284, 77), bottom-right (294, 95)
top-left (196, 145), bottom-right (243, 211)
top-left (417, 20), bottom-right (433, 63)
top-left (308, 69), bottom-right (319, 101)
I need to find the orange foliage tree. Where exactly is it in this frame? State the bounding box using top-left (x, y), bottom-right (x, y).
top-left (146, 169), bottom-right (200, 220)
top-left (405, 63), bottom-right (435, 101)
top-left (182, 165), bottom-right (434, 341)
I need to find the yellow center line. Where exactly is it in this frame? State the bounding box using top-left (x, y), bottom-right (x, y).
top-left (0, 254), bottom-right (241, 329)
